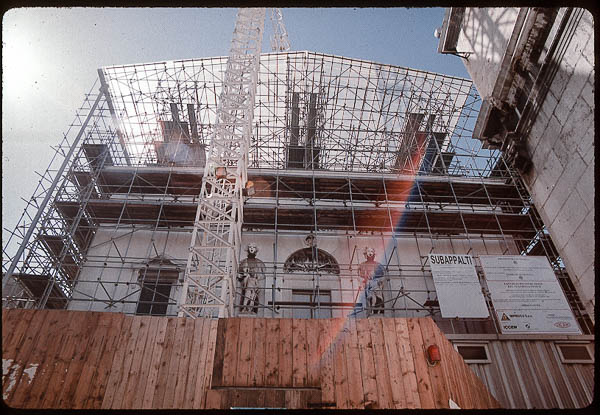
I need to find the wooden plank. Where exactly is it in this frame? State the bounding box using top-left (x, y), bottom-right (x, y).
top-left (182, 318), bottom-right (206, 409)
top-left (100, 315), bottom-right (136, 409)
top-left (317, 318), bottom-right (336, 406)
top-left (394, 318), bottom-right (421, 408)
top-left (162, 317), bottom-right (187, 408)
top-left (264, 318), bottom-right (280, 387)
top-left (1, 308), bottom-right (37, 397)
top-left (418, 318), bottom-right (450, 409)
top-left (131, 316), bottom-right (161, 409)
top-left (141, 316), bottom-right (169, 408)
top-left (444, 339), bottom-right (475, 409)
top-left (71, 312), bottom-right (115, 408)
top-left (305, 319), bottom-right (320, 387)
top-left (1, 309), bottom-right (34, 359)
top-left (120, 315), bottom-right (153, 409)
top-left (191, 319), bottom-right (212, 409)
top-left (292, 318), bottom-right (308, 387)
top-left (368, 318), bottom-right (393, 408)
top-left (332, 318), bottom-right (350, 409)
top-left (85, 313), bottom-right (127, 409)
top-left (251, 318), bottom-right (266, 386)
top-left (204, 389), bottom-right (223, 409)
top-left (406, 318), bottom-right (435, 409)
top-left (253, 389), bottom-right (267, 408)
top-left (210, 318), bottom-right (227, 388)
top-left (236, 317), bottom-right (254, 386)
top-left (2, 309), bottom-right (51, 405)
top-left (430, 320), bottom-right (464, 408)
top-left (173, 316), bottom-right (195, 408)
top-left (278, 318), bottom-right (293, 387)
top-left (285, 389), bottom-right (302, 409)
top-left (149, 317), bottom-right (176, 408)
top-left (43, 311), bottom-right (95, 408)
top-left (18, 310), bottom-right (66, 408)
top-left (380, 318), bottom-right (406, 409)
top-left (264, 389), bottom-right (285, 408)
top-left (199, 319), bottom-right (219, 408)
top-left (55, 312), bottom-right (103, 409)
top-left (109, 315), bottom-right (144, 409)
top-left (221, 318), bottom-right (241, 387)
top-left (344, 318), bottom-right (365, 408)
top-left (355, 318), bottom-right (378, 409)
top-left (304, 389), bottom-right (323, 409)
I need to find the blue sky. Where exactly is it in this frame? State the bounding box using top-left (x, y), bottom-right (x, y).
top-left (2, 7), bottom-right (469, 247)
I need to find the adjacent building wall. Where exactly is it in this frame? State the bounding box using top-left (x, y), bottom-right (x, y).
top-left (440, 7), bottom-right (595, 321)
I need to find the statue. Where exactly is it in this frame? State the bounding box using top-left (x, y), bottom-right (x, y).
top-left (237, 243), bottom-right (266, 313)
top-left (358, 247), bottom-right (386, 315)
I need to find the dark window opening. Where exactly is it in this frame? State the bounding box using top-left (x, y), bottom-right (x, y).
top-left (136, 282), bottom-right (173, 316)
top-left (557, 344), bottom-right (593, 363)
top-left (291, 289), bottom-right (332, 319)
top-left (455, 343), bottom-right (490, 363)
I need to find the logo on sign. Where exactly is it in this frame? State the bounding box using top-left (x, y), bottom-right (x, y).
top-left (501, 313), bottom-right (510, 321)
top-left (554, 321), bottom-right (571, 328)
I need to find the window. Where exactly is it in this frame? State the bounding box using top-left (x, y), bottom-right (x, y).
top-left (291, 289), bottom-right (332, 319)
top-left (453, 342), bottom-right (491, 363)
top-left (136, 256), bottom-right (180, 316)
top-left (556, 343), bottom-right (594, 364)
top-left (283, 248), bottom-right (340, 275)
top-left (136, 282), bottom-right (173, 316)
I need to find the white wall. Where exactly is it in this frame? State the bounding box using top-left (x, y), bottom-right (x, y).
top-left (70, 225), bottom-right (518, 318)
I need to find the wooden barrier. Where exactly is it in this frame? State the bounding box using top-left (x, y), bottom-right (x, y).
top-left (2, 309), bottom-right (501, 409)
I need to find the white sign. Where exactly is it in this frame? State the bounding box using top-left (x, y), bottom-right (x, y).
top-left (429, 254), bottom-right (489, 318)
top-left (481, 255), bottom-right (581, 334)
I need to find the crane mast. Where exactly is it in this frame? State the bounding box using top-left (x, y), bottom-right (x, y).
top-left (178, 8), bottom-right (267, 318)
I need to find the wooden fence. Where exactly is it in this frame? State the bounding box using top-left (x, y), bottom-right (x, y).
top-left (2, 309), bottom-right (500, 409)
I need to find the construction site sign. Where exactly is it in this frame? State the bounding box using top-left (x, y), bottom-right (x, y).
top-left (429, 254), bottom-right (489, 318)
top-left (481, 255), bottom-right (581, 334)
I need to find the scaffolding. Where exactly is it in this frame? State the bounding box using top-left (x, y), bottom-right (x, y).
top-left (2, 51), bottom-right (593, 335)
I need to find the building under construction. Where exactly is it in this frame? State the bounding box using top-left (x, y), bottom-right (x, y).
top-left (2, 8), bottom-right (594, 410)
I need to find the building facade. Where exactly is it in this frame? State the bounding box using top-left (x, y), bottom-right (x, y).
top-left (3, 47), bottom-right (594, 408)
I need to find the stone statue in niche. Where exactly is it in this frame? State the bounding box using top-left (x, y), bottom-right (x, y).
top-left (359, 247), bottom-right (386, 315)
top-left (237, 243), bottom-right (266, 313)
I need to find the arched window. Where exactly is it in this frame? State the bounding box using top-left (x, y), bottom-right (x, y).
top-left (283, 247), bottom-right (340, 275)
